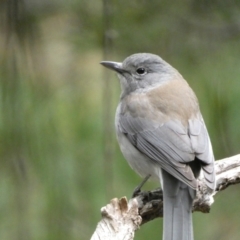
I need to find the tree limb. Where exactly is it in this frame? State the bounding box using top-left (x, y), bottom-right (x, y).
top-left (90, 154), bottom-right (240, 240)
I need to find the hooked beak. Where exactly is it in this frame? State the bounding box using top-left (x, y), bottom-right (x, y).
top-left (100, 61), bottom-right (125, 74)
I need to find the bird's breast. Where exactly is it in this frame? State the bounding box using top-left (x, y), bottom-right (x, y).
top-left (120, 79), bottom-right (200, 127)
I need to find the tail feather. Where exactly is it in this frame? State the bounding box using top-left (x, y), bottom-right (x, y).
top-left (162, 169), bottom-right (194, 240)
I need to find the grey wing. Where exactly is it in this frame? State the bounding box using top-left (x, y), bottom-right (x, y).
top-left (188, 119), bottom-right (215, 190)
top-left (119, 115), bottom-right (215, 191)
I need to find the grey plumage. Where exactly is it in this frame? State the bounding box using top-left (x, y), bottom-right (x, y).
top-left (101, 53), bottom-right (215, 240)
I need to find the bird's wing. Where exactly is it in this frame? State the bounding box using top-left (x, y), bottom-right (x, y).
top-left (118, 99), bottom-right (215, 190)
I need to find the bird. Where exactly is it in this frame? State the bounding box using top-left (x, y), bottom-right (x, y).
top-left (100, 53), bottom-right (215, 240)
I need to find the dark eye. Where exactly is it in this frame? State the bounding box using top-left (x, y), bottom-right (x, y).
top-left (136, 67), bottom-right (146, 75)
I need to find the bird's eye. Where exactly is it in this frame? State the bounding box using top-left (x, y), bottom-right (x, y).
top-left (136, 67), bottom-right (146, 75)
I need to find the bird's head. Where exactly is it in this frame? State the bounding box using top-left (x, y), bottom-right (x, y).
top-left (101, 53), bottom-right (179, 98)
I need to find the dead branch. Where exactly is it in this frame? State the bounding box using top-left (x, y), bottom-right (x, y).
top-left (91, 154), bottom-right (240, 240)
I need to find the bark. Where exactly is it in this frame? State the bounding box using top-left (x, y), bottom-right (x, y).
top-left (90, 154), bottom-right (240, 240)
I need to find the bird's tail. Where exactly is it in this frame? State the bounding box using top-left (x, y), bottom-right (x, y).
top-left (161, 169), bottom-right (195, 240)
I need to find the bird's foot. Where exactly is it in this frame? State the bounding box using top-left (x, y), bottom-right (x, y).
top-left (132, 174), bottom-right (151, 198)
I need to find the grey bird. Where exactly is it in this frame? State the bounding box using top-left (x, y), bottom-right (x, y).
top-left (100, 53), bottom-right (215, 240)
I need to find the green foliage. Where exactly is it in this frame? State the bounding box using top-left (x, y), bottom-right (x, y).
top-left (1, 0), bottom-right (240, 239)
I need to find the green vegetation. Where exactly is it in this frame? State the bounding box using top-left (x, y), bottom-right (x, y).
top-left (0, 1), bottom-right (240, 239)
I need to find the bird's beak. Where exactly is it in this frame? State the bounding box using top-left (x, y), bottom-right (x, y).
top-left (100, 61), bottom-right (124, 74)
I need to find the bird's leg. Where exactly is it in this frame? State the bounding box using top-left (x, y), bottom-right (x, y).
top-left (132, 174), bottom-right (151, 198)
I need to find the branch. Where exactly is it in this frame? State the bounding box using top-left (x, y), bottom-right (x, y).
top-left (91, 197), bottom-right (141, 240)
top-left (90, 154), bottom-right (240, 240)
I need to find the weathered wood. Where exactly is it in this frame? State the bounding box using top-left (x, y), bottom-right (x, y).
top-left (91, 154), bottom-right (240, 240)
top-left (91, 197), bottom-right (141, 240)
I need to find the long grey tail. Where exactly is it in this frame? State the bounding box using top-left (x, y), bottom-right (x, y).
top-left (161, 169), bottom-right (195, 240)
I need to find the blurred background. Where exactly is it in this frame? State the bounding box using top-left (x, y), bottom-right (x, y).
top-left (0, 0), bottom-right (240, 239)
